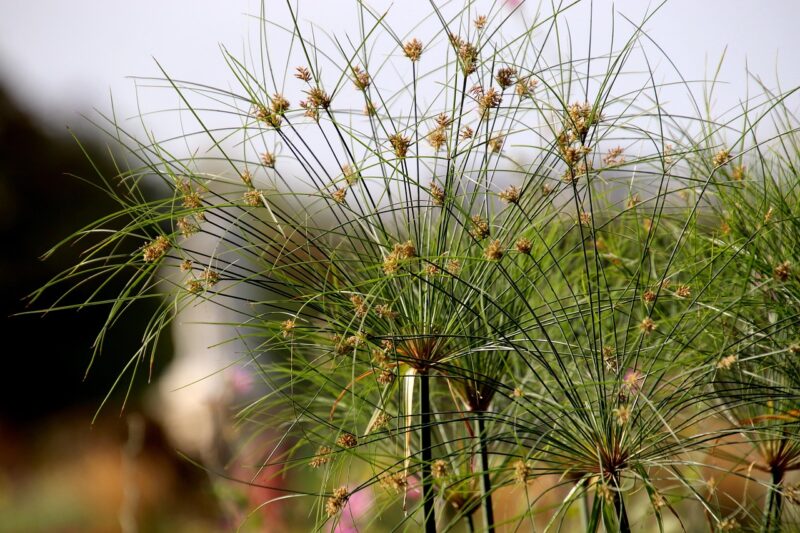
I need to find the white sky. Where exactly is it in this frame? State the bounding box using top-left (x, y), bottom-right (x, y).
top-left (1, 0), bottom-right (798, 145)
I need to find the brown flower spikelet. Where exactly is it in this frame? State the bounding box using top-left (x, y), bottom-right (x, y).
top-left (484, 240), bottom-right (504, 261)
top-left (515, 238), bottom-right (532, 255)
top-left (326, 487), bottom-right (349, 517)
top-left (143, 235), bottom-right (170, 263)
top-left (336, 433), bottom-right (358, 448)
top-left (403, 39), bottom-right (423, 61)
top-left (309, 446), bottom-right (332, 468)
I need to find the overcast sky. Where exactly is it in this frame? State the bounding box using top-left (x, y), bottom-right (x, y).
top-left (2, 0), bottom-right (798, 145)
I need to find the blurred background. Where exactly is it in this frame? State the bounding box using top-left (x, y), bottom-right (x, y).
top-left (1, 0), bottom-right (799, 531)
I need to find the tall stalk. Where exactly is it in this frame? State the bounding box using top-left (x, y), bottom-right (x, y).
top-left (613, 479), bottom-right (630, 533)
top-left (476, 415), bottom-right (495, 531)
top-left (420, 370), bottom-right (436, 533)
top-left (762, 466), bottom-right (784, 533)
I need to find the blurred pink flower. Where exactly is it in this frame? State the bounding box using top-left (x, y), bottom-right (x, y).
top-left (405, 475), bottom-right (422, 500)
top-left (505, 0), bottom-right (524, 8)
top-left (230, 367), bottom-right (254, 395)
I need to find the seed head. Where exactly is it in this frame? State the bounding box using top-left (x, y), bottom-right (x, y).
top-left (478, 87), bottom-right (502, 116)
top-left (325, 487), bottom-right (349, 517)
top-left (240, 170), bottom-right (253, 188)
top-left (261, 151), bottom-right (276, 168)
top-left (561, 144), bottom-right (592, 167)
top-left (186, 279), bottom-right (204, 294)
top-left (717, 518), bottom-right (738, 532)
top-left (180, 259), bottom-right (193, 272)
top-left (306, 87), bottom-right (331, 109)
top-left (396, 240), bottom-right (416, 258)
top-left (613, 404), bottom-right (632, 425)
top-left (470, 215), bottom-right (490, 240)
top-left (379, 472), bottom-right (408, 493)
top-left (299, 100), bottom-right (319, 121)
top-left (254, 105), bottom-right (281, 128)
top-left (350, 294), bottom-right (369, 317)
top-left (430, 182), bottom-right (445, 206)
top-left (484, 239), bottom-right (504, 261)
top-left (499, 185), bottom-right (521, 205)
top-left (460, 126), bottom-right (474, 141)
top-left (731, 165), bottom-right (745, 181)
top-left (445, 259), bottom-right (461, 275)
top-left (603, 146), bottom-right (625, 166)
top-left (515, 78), bottom-right (538, 98)
top-left (513, 460), bottom-right (532, 484)
top-left (176, 217), bottom-right (198, 237)
top-left (716, 354), bottom-right (738, 370)
top-left (201, 268), bottom-right (219, 287)
top-left (515, 238), bottom-right (532, 255)
top-left (713, 149), bottom-right (732, 167)
top-left (377, 369), bottom-right (394, 385)
top-left (427, 127), bottom-right (447, 151)
top-left (423, 263), bottom-right (440, 277)
top-left (488, 133), bottom-right (504, 154)
top-left (640, 316), bottom-right (656, 334)
top-left (474, 14), bottom-right (488, 29)
top-left (143, 235), bottom-right (170, 263)
top-left (281, 319), bottom-right (296, 338)
top-left (457, 40), bottom-right (479, 75)
top-left (541, 183), bottom-right (553, 196)
top-left (389, 133), bottom-right (411, 158)
top-left (294, 66), bottom-right (312, 83)
top-left (383, 241), bottom-right (416, 274)
top-left (432, 459), bottom-right (448, 479)
top-left (270, 93), bottom-right (290, 115)
top-left (243, 189), bottom-right (261, 207)
top-left (774, 261), bottom-right (791, 282)
top-left (342, 164), bottom-right (359, 185)
top-left (336, 432), bottom-right (358, 449)
top-left (331, 188), bottom-right (347, 204)
top-left (626, 194), bottom-right (640, 208)
top-left (309, 446), bottom-right (332, 468)
top-left (403, 38), bottom-right (423, 61)
top-left (642, 289), bottom-right (656, 303)
top-left (372, 412), bottom-right (391, 431)
top-left (513, 387), bottom-right (525, 398)
top-left (375, 304), bottom-right (398, 320)
top-left (676, 284), bottom-right (691, 298)
top-left (566, 102), bottom-right (595, 137)
top-left (495, 67), bottom-right (517, 90)
top-left (182, 189), bottom-right (203, 211)
top-left (603, 345), bottom-right (617, 373)
top-left (351, 65), bottom-right (371, 91)
top-left (579, 211), bottom-right (592, 226)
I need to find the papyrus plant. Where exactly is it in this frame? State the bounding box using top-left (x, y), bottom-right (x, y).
top-left (30, 1), bottom-right (800, 531)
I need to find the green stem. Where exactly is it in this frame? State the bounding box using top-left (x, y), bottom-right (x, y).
top-left (477, 414), bottom-right (495, 531)
top-left (762, 467), bottom-right (784, 533)
top-left (613, 483), bottom-right (630, 533)
top-left (420, 370), bottom-right (436, 533)
top-left (579, 488), bottom-right (590, 530)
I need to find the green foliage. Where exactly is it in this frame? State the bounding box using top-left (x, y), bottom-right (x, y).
top-left (33, 1), bottom-right (800, 531)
